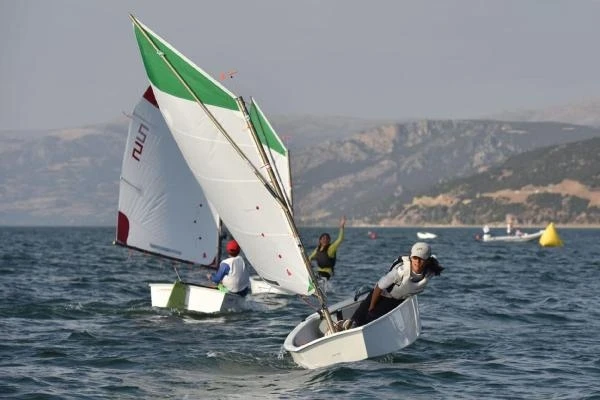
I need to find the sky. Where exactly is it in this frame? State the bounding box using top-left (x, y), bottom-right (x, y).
top-left (2, 0), bottom-right (600, 131)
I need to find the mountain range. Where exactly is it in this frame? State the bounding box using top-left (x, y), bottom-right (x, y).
top-left (375, 136), bottom-right (600, 226)
top-left (291, 119), bottom-right (600, 226)
top-left (1, 101), bottom-right (599, 227)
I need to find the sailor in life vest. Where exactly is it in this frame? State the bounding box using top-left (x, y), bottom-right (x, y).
top-left (339, 242), bottom-right (444, 330)
top-left (308, 215), bottom-right (346, 280)
top-left (207, 239), bottom-right (250, 297)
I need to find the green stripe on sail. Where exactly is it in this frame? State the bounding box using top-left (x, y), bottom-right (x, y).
top-left (133, 24), bottom-right (238, 110)
top-left (307, 279), bottom-right (315, 294)
top-left (248, 101), bottom-right (286, 156)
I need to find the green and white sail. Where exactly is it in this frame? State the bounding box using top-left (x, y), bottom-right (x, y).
top-left (116, 87), bottom-right (219, 265)
top-left (130, 17), bottom-right (314, 295)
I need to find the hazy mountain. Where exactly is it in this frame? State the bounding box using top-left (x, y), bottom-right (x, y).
top-left (0, 114), bottom-right (390, 226)
top-left (487, 99), bottom-right (600, 127)
top-left (0, 119), bottom-right (127, 226)
top-left (1, 105), bottom-right (600, 226)
top-left (267, 114), bottom-right (398, 150)
top-left (378, 137), bottom-right (600, 226)
top-left (292, 120), bottom-right (600, 225)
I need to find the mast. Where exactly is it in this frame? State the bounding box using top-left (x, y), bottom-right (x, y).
top-left (287, 149), bottom-right (293, 209)
top-left (246, 97), bottom-right (293, 212)
top-left (216, 219), bottom-right (223, 266)
top-left (236, 98), bottom-right (335, 332)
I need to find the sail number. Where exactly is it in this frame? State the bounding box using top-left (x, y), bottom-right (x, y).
top-left (132, 123), bottom-right (148, 161)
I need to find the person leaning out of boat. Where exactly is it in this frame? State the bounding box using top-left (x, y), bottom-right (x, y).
top-left (339, 242), bottom-right (444, 330)
top-left (308, 215), bottom-right (346, 280)
top-left (206, 239), bottom-right (250, 297)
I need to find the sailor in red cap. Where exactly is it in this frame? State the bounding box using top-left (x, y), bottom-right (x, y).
top-left (207, 239), bottom-right (250, 296)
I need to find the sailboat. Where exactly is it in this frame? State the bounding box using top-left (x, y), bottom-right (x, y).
top-left (114, 86), bottom-right (251, 313)
top-left (480, 230), bottom-right (544, 243)
top-left (129, 15), bottom-right (421, 368)
top-left (116, 86), bottom-right (292, 308)
top-left (416, 232), bottom-right (437, 239)
top-left (478, 224), bottom-right (545, 243)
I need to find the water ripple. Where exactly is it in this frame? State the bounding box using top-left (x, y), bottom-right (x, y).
top-left (1, 227), bottom-right (599, 399)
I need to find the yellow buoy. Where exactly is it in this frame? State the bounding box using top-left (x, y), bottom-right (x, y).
top-left (539, 222), bottom-right (563, 247)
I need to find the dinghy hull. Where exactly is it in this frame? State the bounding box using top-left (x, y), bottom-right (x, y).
top-left (283, 294), bottom-right (421, 369)
top-left (481, 230), bottom-right (544, 243)
top-left (149, 282), bottom-right (245, 313)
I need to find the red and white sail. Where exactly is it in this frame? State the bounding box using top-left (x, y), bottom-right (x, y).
top-left (115, 87), bottom-right (219, 266)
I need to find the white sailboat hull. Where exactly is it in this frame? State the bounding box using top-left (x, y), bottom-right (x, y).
top-left (283, 294), bottom-right (421, 369)
top-left (149, 282), bottom-right (245, 313)
top-left (417, 232), bottom-right (437, 239)
top-left (249, 275), bottom-right (293, 295)
top-left (482, 230), bottom-right (544, 243)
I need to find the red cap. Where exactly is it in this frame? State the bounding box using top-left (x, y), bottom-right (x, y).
top-left (226, 240), bottom-right (240, 255)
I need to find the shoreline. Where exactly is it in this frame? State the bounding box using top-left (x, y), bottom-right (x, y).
top-left (1, 224), bottom-right (600, 229)
top-left (340, 223), bottom-right (600, 229)
top-left (306, 223), bottom-right (600, 229)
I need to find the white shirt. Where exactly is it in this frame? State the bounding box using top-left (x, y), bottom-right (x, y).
top-left (377, 256), bottom-right (430, 300)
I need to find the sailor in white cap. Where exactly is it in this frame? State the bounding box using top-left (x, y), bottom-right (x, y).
top-left (340, 242), bottom-right (444, 331)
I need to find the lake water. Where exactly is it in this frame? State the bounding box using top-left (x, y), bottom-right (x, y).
top-left (1, 226), bottom-right (599, 399)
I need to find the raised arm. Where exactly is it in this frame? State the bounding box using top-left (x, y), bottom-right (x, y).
top-left (327, 216), bottom-right (346, 256)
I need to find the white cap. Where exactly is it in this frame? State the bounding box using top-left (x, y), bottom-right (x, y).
top-left (411, 242), bottom-right (431, 259)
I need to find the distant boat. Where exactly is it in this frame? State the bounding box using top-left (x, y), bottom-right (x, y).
top-left (417, 232), bottom-right (437, 239)
top-left (480, 230), bottom-right (544, 243)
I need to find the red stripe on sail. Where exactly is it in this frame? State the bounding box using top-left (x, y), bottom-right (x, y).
top-left (142, 86), bottom-right (159, 108)
top-left (116, 211), bottom-right (130, 244)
